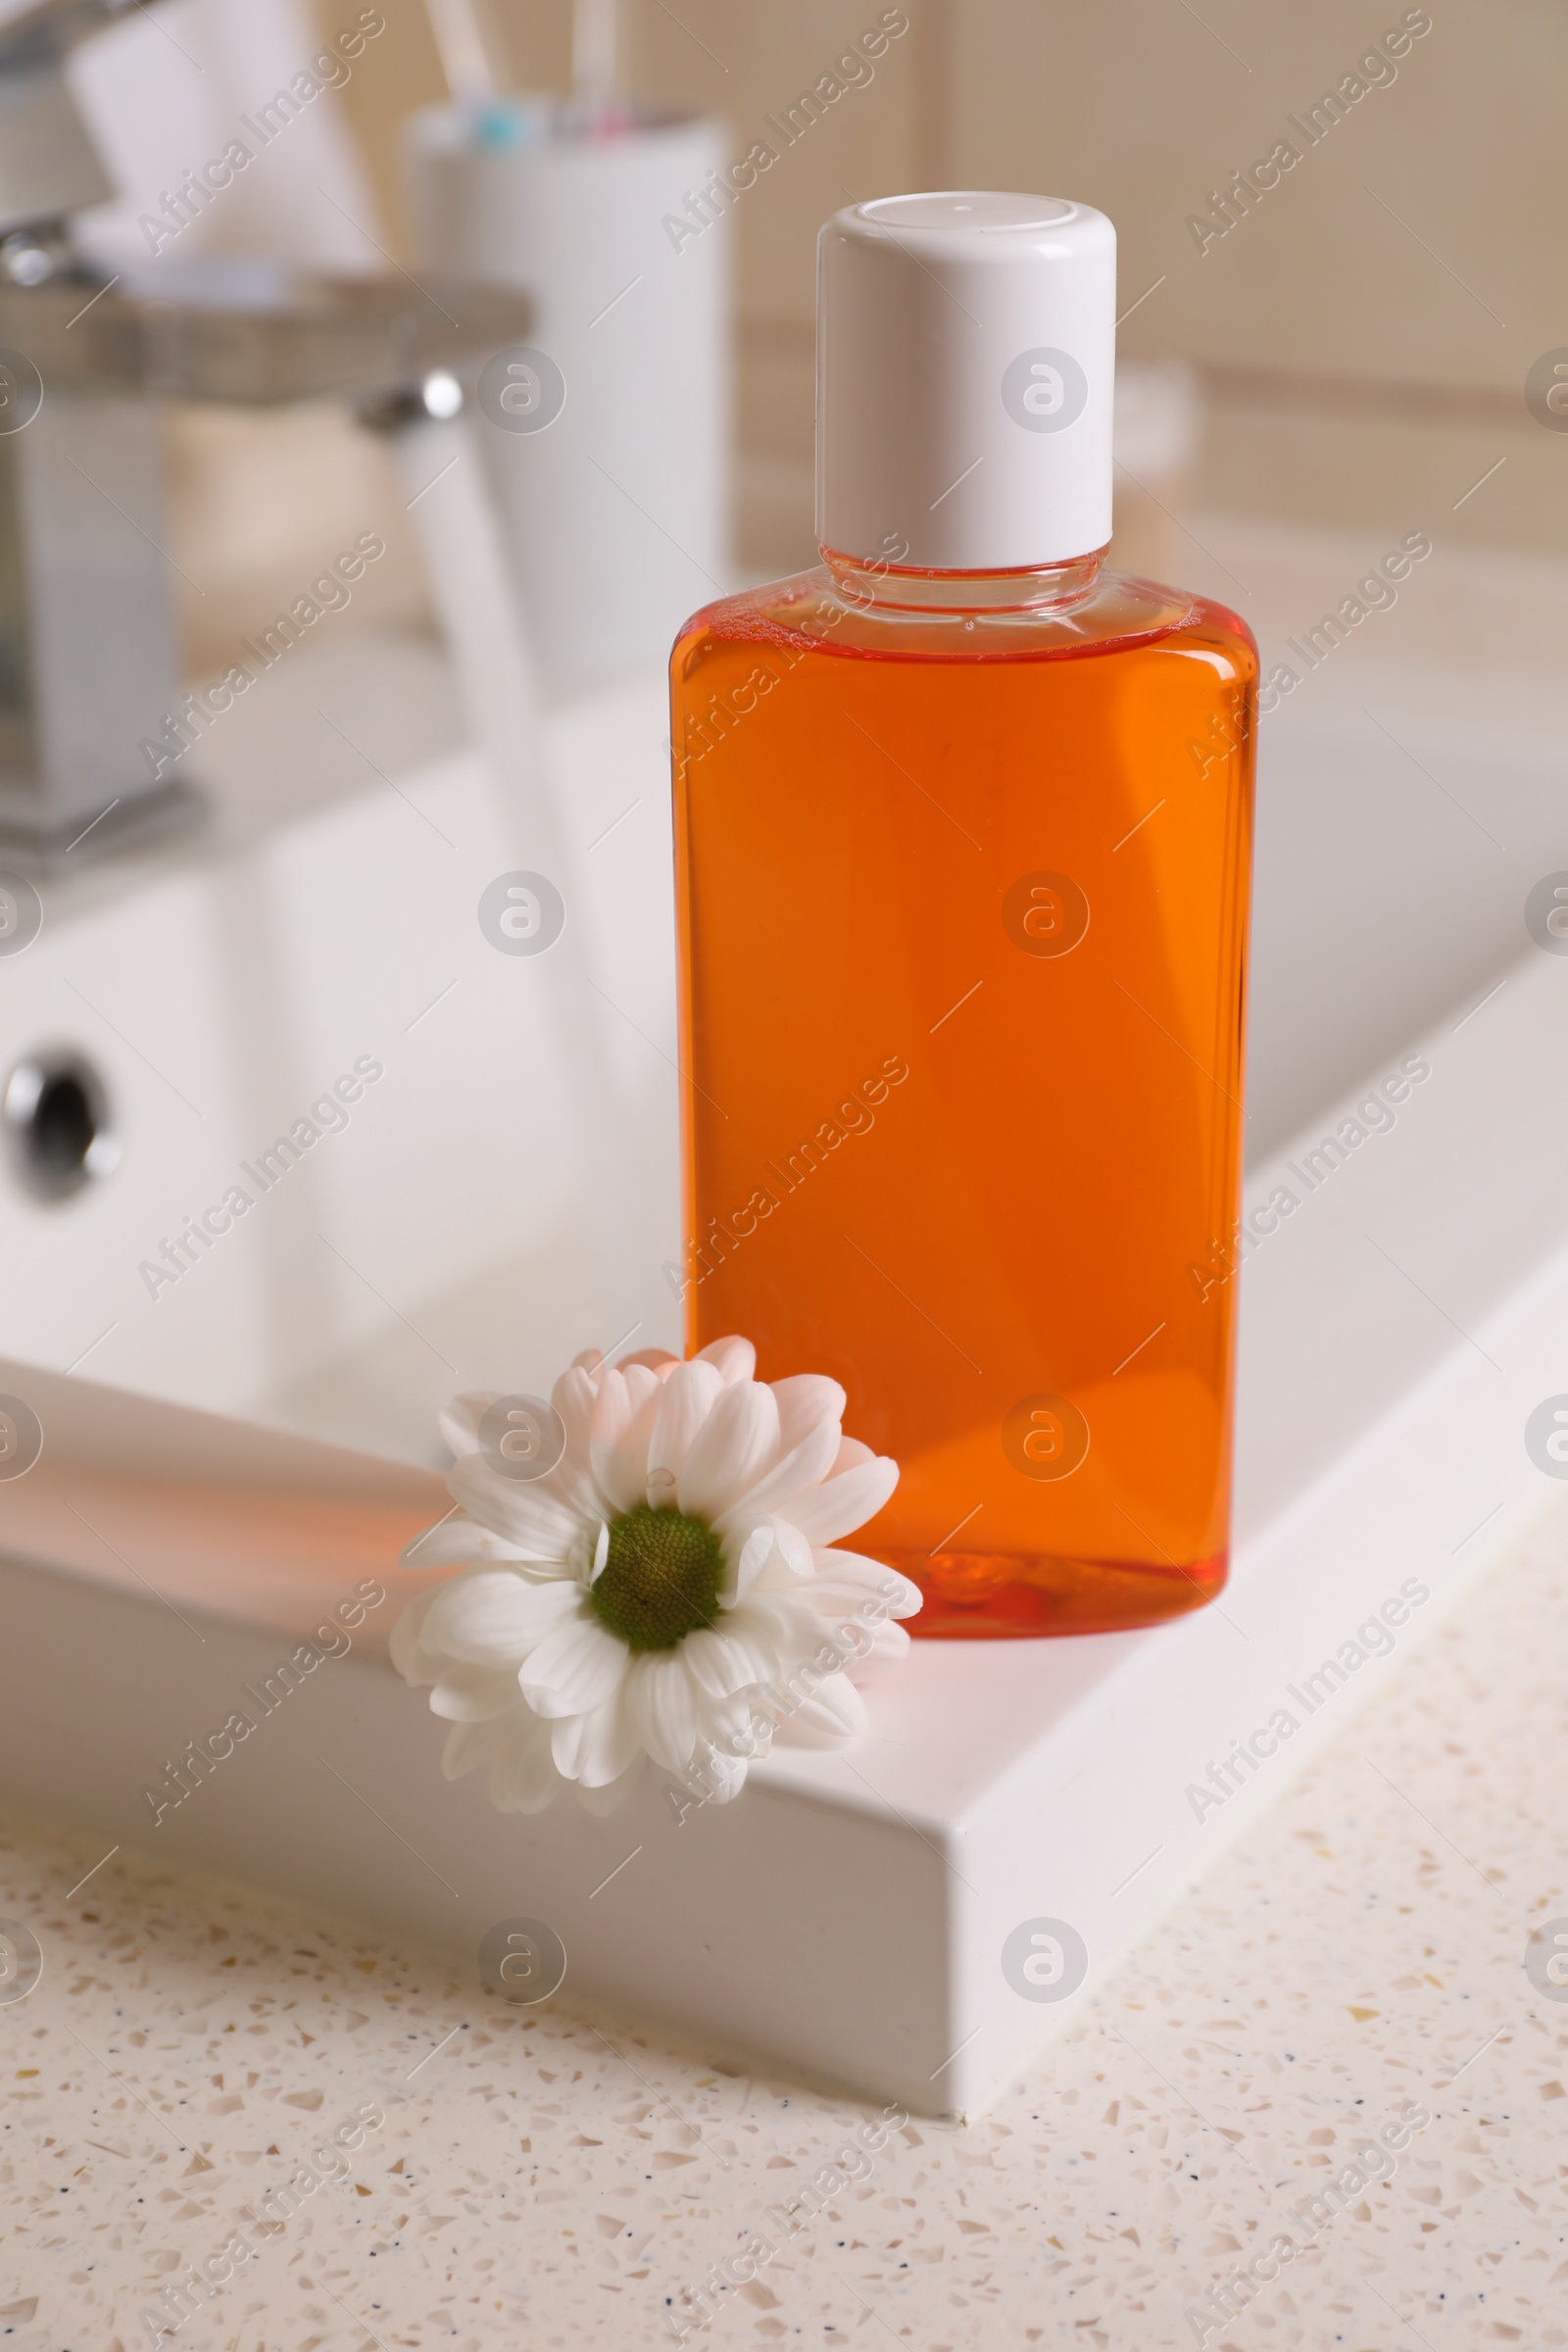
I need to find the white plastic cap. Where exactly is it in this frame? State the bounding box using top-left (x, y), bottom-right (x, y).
top-left (815, 192), bottom-right (1116, 572)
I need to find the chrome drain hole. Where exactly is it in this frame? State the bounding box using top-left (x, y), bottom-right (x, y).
top-left (4, 1051), bottom-right (119, 1200)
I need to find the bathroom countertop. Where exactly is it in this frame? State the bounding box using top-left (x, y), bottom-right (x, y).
top-left (2, 1499), bottom-right (1566, 2352)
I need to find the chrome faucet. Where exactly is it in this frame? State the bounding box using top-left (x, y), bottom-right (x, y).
top-left (0, 0), bottom-right (528, 862)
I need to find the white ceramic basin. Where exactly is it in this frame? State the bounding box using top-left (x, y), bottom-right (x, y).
top-left (2, 530), bottom-right (1566, 2116)
top-left (0, 629), bottom-right (683, 1460)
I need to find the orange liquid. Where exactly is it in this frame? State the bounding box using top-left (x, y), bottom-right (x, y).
top-left (670, 564), bottom-right (1256, 1637)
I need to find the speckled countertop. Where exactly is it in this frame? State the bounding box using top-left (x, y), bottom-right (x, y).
top-left (3, 1497), bottom-right (1566, 2352)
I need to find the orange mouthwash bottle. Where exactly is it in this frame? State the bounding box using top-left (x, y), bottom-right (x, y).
top-left (669, 193), bottom-right (1255, 1637)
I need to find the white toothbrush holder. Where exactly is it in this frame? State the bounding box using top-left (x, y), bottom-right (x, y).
top-left (406, 100), bottom-right (734, 700)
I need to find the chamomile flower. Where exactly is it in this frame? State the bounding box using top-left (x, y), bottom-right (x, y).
top-left (391, 1337), bottom-right (918, 1813)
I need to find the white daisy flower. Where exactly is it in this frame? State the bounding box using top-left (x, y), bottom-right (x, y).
top-left (390, 1337), bottom-right (920, 1815)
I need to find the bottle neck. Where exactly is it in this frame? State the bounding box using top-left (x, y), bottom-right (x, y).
top-left (821, 544), bottom-right (1108, 617)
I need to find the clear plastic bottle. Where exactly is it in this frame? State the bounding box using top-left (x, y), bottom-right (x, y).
top-left (669, 196), bottom-right (1255, 1637)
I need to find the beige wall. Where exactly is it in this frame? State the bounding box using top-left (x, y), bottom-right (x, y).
top-left (318, 0), bottom-right (1567, 555)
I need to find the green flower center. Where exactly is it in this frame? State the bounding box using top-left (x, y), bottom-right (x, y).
top-left (587, 1505), bottom-right (725, 1652)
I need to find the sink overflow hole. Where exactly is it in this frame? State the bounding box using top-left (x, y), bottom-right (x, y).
top-left (4, 1052), bottom-right (119, 1200)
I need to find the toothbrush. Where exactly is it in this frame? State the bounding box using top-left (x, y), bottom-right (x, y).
top-left (573, 0), bottom-right (616, 104)
top-left (424, 0), bottom-right (498, 105)
top-left (573, 0), bottom-right (621, 124)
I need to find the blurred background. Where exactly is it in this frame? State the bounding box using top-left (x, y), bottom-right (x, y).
top-left (61, 0), bottom-right (1565, 672)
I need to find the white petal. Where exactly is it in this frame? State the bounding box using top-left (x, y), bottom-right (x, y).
top-left (774, 1674), bottom-right (870, 1746)
top-left (780, 1454), bottom-right (899, 1545)
top-left (647, 1360), bottom-right (725, 1502)
top-left (695, 1335), bottom-right (756, 1385)
top-left (551, 1694), bottom-right (643, 1786)
top-left (624, 1651), bottom-right (700, 1773)
top-left (676, 1379), bottom-right (780, 1522)
top-left (447, 1457), bottom-right (586, 1561)
top-left (425, 1569), bottom-right (581, 1667)
top-left (769, 1374), bottom-right (847, 1456)
top-left (590, 1364), bottom-right (664, 1515)
top-left (441, 1385), bottom-right (600, 1522)
top-left (517, 1613), bottom-right (630, 1718)
top-left (553, 1359), bottom-right (601, 1443)
top-left (436, 1391), bottom-right (503, 1459)
top-left (618, 1348), bottom-right (680, 1378)
top-left (808, 1549), bottom-right (923, 1620)
top-left (829, 1434), bottom-right (876, 1475)
top-left (851, 1618), bottom-right (912, 1672)
top-left (713, 1416), bottom-right (842, 1538)
top-left (723, 1515), bottom-right (814, 1604)
top-left (428, 1665), bottom-right (524, 1722)
top-left (773, 1519), bottom-right (815, 1580)
top-left (690, 1743), bottom-right (751, 1804)
top-left (729, 1523), bottom-right (773, 1603)
top-left (389, 1584), bottom-right (443, 1680)
top-left (705, 1690), bottom-right (770, 1757)
top-left (549, 1363), bottom-right (609, 1513)
top-left (720, 1593), bottom-right (824, 1683)
top-left (400, 1515), bottom-right (526, 1571)
top-left (680, 1625), bottom-right (771, 1700)
top-left (790, 1603), bottom-right (910, 1678)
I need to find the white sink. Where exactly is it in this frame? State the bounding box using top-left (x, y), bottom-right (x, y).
top-left (3, 529), bottom-right (1566, 2116)
top-left (0, 629), bottom-right (683, 1459)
